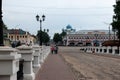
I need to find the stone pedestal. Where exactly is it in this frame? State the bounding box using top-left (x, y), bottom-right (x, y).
top-left (32, 45), bottom-right (40, 73)
top-left (95, 47), bottom-right (99, 53)
top-left (119, 47), bottom-right (120, 55)
top-left (95, 48), bottom-right (97, 53)
top-left (97, 47), bottom-right (101, 53)
top-left (107, 46), bottom-right (112, 54)
top-left (0, 47), bottom-right (21, 80)
top-left (102, 47), bottom-right (107, 54)
top-left (42, 46), bottom-right (50, 61)
top-left (39, 46), bottom-right (44, 64)
top-left (94, 47), bottom-right (97, 53)
top-left (17, 45), bottom-right (35, 80)
top-left (112, 47), bottom-right (117, 55)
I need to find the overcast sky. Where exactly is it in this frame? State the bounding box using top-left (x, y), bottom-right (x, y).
top-left (3, 0), bottom-right (115, 38)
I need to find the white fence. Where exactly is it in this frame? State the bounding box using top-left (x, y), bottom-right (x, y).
top-left (80, 46), bottom-right (120, 55)
top-left (0, 45), bottom-right (50, 80)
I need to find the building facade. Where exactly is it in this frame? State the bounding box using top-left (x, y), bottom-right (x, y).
top-left (8, 29), bottom-right (36, 45)
top-left (63, 26), bottom-right (117, 46)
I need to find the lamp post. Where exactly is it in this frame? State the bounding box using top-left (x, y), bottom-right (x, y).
top-left (0, 0), bottom-right (4, 46)
top-left (36, 14), bottom-right (45, 46)
top-left (108, 24), bottom-right (111, 40)
top-left (94, 33), bottom-right (98, 46)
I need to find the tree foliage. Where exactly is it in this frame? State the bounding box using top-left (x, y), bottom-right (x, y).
top-left (37, 30), bottom-right (50, 44)
top-left (60, 29), bottom-right (67, 38)
top-left (111, 1), bottom-right (120, 39)
top-left (3, 23), bottom-right (7, 30)
top-left (53, 33), bottom-right (62, 43)
top-left (53, 29), bottom-right (67, 45)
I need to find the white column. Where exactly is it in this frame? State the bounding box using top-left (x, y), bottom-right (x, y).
top-left (107, 46), bottom-right (111, 54)
top-left (94, 47), bottom-right (97, 53)
top-left (99, 47), bottom-right (103, 53)
top-left (17, 45), bottom-right (35, 80)
top-left (101, 46), bottom-right (107, 54)
top-left (96, 47), bottom-right (100, 53)
top-left (89, 47), bottom-right (93, 53)
top-left (43, 46), bottom-right (50, 59)
top-left (119, 47), bottom-right (120, 55)
top-left (39, 46), bottom-right (44, 64)
top-left (95, 47), bottom-right (98, 53)
top-left (0, 47), bottom-right (21, 80)
top-left (112, 46), bottom-right (117, 55)
top-left (32, 45), bottom-right (40, 74)
top-left (86, 47), bottom-right (89, 53)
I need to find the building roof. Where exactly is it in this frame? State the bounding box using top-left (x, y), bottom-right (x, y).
top-left (74, 30), bottom-right (114, 34)
top-left (8, 29), bottom-right (30, 35)
top-left (66, 25), bottom-right (72, 29)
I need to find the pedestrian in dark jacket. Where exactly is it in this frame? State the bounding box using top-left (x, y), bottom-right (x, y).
top-left (54, 45), bottom-right (58, 54)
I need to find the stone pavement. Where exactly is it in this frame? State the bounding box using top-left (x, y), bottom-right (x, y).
top-left (35, 53), bottom-right (75, 80)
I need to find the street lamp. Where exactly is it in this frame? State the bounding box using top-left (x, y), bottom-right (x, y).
top-left (108, 24), bottom-right (111, 40)
top-left (94, 33), bottom-right (98, 46)
top-left (36, 14), bottom-right (45, 46)
top-left (44, 29), bottom-right (49, 33)
top-left (0, 0), bottom-right (4, 46)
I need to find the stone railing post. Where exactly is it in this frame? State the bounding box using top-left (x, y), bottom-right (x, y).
top-left (17, 45), bottom-right (35, 80)
top-left (97, 47), bottom-right (101, 53)
top-left (43, 46), bottom-right (50, 59)
top-left (39, 46), bottom-right (44, 64)
top-left (32, 45), bottom-right (41, 74)
top-left (95, 47), bottom-right (98, 53)
top-left (107, 46), bottom-right (112, 54)
top-left (101, 46), bottom-right (107, 54)
top-left (119, 47), bottom-right (120, 55)
top-left (94, 47), bottom-right (97, 53)
top-left (0, 47), bottom-right (21, 80)
top-left (112, 47), bottom-right (117, 55)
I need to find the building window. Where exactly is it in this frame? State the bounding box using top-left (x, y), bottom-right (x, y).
top-left (11, 36), bottom-right (13, 40)
top-left (17, 36), bottom-right (19, 40)
top-left (25, 36), bottom-right (27, 38)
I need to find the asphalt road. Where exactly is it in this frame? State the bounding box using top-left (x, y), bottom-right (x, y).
top-left (59, 47), bottom-right (120, 80)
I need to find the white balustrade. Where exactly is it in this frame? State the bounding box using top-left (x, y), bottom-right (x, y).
top-left (0, 46), bottom-right (21, 80)
top-left (107, 46), bottom-right (112, 54)
top-left (97, 47), bottom-right (101, 53)
top-left (17, 45), bottom-right (35, 80)
top-left (112, 46), bottom-right (117, 55)
top-left (32, 45), bottom-right (41, 74)
top-left (39, 46), bottom-right (44, 64)
top-left (101, 46), bottom-right (107, 53)
top-left (80, 46), bottom-right (120, 55)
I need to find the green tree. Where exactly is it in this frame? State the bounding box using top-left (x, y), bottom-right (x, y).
top-left (60, 29), bottom-right (66, 38)
top-left (37, 30), bottom-right (50, 44)
top-left (53, 33), bottom-right (62, 44)
top-left (42, 31), bottom-right (50, 43)
top-left (3, 23), bottom-right (8, 38)
top-left (60, 29), bottom-right (67, 44)
top-left (111, 1), bottom-right (120, 42)
top-left (3, 23), bottom-right (7, 30)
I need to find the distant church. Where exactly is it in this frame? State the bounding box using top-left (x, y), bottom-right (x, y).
top-left (63, 25), bottom-right (118, 46)
top-left (64, 24), bottom-right (76, 34)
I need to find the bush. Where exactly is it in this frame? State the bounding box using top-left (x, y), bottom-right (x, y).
top-left (102, 40), bottom-right (120, 46)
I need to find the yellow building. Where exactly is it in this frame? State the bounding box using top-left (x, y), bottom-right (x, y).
top-left (8, 29), bottom-right (36, 45)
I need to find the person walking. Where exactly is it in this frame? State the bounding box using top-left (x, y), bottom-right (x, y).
top-left (50, 45), bottom-right (55, 54)
top-left (54, 45), bottom-right (58, 54)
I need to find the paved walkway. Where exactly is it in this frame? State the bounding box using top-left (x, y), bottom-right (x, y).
top-left (35, 53), bottom-right (74, 80)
